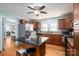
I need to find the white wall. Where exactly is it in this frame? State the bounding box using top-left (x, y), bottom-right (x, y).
top-left (4, 23), bottom-right (10, 32)
top-left (0, 16), bottom-right (4, 51)
top-left (15, 19), bottom-right (19, 39)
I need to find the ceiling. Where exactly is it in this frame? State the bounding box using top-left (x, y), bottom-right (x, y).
top-left (0, 3), bottom-right (73, 20)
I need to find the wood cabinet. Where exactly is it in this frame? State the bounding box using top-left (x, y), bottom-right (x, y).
top-left (64, 17), bottom-right (73, 28)
top-left (74, 33), bottom-right (79, 55)
top-left (32, 22), bottom-right (40, 30)
top-left (19, 19), bottom-right (26, 24)
top-left (58, 17), bottom-right (73, 29)
top-left (42, 33), bottom-right (63, 46)
top-left (74, 4), bottom-right (79, 20)
top-left (54, 34), bottom-right (62, 46)
top-left (34, 42), bottom-right (46, 56)
top-left (58, 19), bottom-right (65, 29)
top-left (74, 3), bottom-right (79, 56)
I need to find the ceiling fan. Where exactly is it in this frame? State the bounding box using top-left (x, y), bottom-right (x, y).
top-left (27, 5), bottom-right (47, 16)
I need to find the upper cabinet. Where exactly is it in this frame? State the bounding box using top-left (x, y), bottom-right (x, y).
top-left (73, 4), bottom-right (79, 33)
top-left (58, 16), bottom-right (73, 29)
top-left (32, 22), bottom-right (40, 30)
top-left (74, 4), bottom-right (79, 20)
top-left (58, 19), bottom-right (65, 29)
top-left (19, 19), bottom-right (26, 24)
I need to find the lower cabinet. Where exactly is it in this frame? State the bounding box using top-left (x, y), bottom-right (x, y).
top-left (42, 33), bottom-right (63, 46)
top-left (67, 42), bottom-right (75, 56)
top-left (74, 33), bottom-right (79, 56)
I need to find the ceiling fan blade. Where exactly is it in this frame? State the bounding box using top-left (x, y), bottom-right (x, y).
top-left (39, 6), bottom-right (45, 10)
top-left (27, 6), bottom-right (34, 10)
top-left (27, 12), bottom-right (34, 14)
top-left (40, 11), bottom-right (47, 14)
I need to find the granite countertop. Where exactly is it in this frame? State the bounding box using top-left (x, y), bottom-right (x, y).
top-left (39, 32), bottom-right (62, 35)
top-left (16, 37), bottom-right (48, 46)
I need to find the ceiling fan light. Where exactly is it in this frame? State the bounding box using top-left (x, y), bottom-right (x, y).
top-left (34, 11), bottom-right (40, 14)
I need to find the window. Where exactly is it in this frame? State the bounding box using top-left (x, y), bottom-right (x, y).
top-left (41, 19), bottom-right (58, 32)
top-left (25, 23), bottom-right (30, 30)
top-left (41, 23), bottom-right (48, 32)
top-left (25, 23), bottom-right (33, 31)
top-left (30, 24), bottom-right (33, 31)
top-left (49, 22), bottom-right (58, 32)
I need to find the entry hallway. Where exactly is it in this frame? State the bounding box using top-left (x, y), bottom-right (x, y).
top-left (0, 37), bottom-right (65, 56)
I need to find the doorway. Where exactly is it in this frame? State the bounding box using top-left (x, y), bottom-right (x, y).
top-left (3, 17), bottom-right (17, 50)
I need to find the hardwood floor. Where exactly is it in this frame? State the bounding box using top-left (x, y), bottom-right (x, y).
top-left (0, 37), bottom-right (65, 56)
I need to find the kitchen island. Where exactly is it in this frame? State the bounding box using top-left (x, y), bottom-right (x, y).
top-left (16, 37), bottom-right (48, 56)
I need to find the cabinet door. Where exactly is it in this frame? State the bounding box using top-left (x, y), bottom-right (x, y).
top-left (74, 4), bottom-right (79, 20)
top-left (19, 19), bottom-right (26, 24)
top-left (47, 34), bottom-right (63, 46)
top-left (64, 18), bottom-right (72, 28)
top-left (58, 17), bottom-right (73, 29)
top-left (47, 34), bottom-right (54, 44)
top-left (32, 22), bottom-right (40, 30)
top-left (51, 34), bottom-right (63, 46)
top-left (58, 19), bottom-right (65, 29)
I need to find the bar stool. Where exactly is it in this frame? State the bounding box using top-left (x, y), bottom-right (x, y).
top-left (16, 48), bottom-right (36, 56)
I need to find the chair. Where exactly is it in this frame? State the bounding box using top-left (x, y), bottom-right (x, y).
top-left (16, 48), bottom-right (36, 56)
